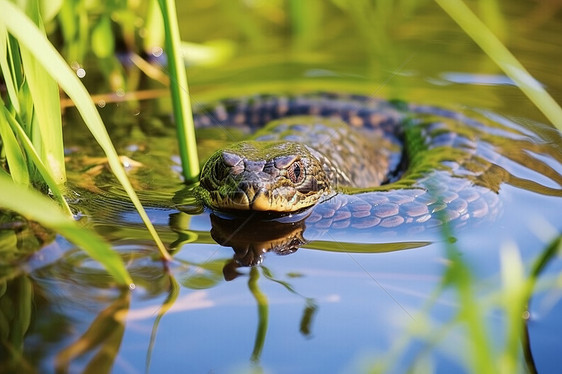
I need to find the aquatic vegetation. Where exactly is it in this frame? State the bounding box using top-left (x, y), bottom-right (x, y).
top-left (0, 0), bottom-right (169, 278)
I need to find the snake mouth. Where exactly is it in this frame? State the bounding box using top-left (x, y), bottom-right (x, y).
top-left (213, 182), bottom-right (320, 213)
top-left (235, 185), bottom-right (271, 211)
top-left (248, 189), bottom-right (271, 211)
top-left (213, 184), bottom-right (271, 211)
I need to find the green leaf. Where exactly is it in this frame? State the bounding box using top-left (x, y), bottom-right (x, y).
top-left (39, 0), bottom-right (63, 23)
top-left (0, 25), bottom-right (20, 112)
top-left (1, 104), bottom-right (72, 216)
top-left (143, 0), bottom-right (164, 51)
top-left (91, 16), bottom-right (114, 59)
top-left (18, 0), bottom-right (66, 184)
top-left (0, 110), bottom-right (29, 185)
top-left (0, 173), bottom-right (133, 286)
top-left (180, 40), bottom-right (236, 67)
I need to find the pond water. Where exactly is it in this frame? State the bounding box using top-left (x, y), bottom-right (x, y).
top-left (3, 1), bottom-right (562, 373)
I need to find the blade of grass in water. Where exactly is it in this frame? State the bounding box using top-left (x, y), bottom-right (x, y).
top-left (1, 104), bottom-right (72, 216)
top-left (0, 0), bottom-right (171, 262)
top-left (157, 0), bottom-right (199, 183)
top-left (19, 0), bottom-right (66, 184)
top-left (0, 173), bottom-right (133, 286)
top-left (435, 0), bottom-right (562, 130)
top-left (0, 107), bottom-right (30, 186)
top-left (0, 24), bottom-right (20, 113)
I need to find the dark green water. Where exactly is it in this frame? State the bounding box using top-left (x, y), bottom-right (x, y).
top-left (3, 1), bottom-right (562, 373)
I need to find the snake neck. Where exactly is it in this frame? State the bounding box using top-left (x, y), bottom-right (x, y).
top-left (251, 116), bottom-right (403, 188)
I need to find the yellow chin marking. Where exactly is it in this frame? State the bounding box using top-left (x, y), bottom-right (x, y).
top-left (207, 187), bottom-right (322, 213)
top-left (250, 193), bottom-right (272, 211)
top-left (250, 191), bottom-right (319, 212)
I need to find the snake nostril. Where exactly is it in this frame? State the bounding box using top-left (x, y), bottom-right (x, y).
top-left (244, 160), bottom-right (266, 172)
top-left (222, 151), bottom-right (243, 167)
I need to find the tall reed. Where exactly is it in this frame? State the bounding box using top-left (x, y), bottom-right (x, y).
top-left (158, 0), bottom-right (200, 183)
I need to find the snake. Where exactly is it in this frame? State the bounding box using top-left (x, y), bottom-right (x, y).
top-left (194, 92), bottom-right (562, 234)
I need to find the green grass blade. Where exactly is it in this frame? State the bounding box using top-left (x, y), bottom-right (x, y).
top-left (0, 109), bottom-right (30, 185)
top-left (0, 173), bottom-right (133, 286)
top-left (0, 0), bottom-right (171, 261)
top-left (157, 0), bottom-right (199, 183)
top-left (0, 24), bottom-right (20, 113)
top-left (143, 0), bottom-right (164, 51)
top-left (1, 104), bottom-right (72, 216)
top-left (498, 243), bottom-right (526, 374)
top-left (38, 0), bottom-right (63, 23)
top-left (18, 0), bottom-right (66, 184)
top-left (435, 0), bottom-right (562, 130)
top-left (442, 238), bottom-right (495, 373)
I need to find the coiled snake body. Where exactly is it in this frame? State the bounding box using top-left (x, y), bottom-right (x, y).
top-left (195, 93), bottom-right (528, 232)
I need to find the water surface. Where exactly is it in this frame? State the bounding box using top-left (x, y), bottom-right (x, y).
top-left (3, 1), bottom-right (562, 373)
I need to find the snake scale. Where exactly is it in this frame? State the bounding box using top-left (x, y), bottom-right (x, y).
top-left (193, 92), bottom-right (557, 234)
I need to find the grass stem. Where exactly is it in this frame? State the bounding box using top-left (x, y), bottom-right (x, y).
top-left (435, 0), bottom-right (562, 130)
top-left (157, 0), bottom-right (200, 183)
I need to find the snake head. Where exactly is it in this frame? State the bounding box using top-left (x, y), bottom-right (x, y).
top-left (198, 140), bottom-right (333, 213)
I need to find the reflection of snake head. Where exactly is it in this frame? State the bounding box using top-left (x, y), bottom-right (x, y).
top-left (209, 213), bottom-right (308, 278)
top-left (199, 140), bottom-right (333, 212)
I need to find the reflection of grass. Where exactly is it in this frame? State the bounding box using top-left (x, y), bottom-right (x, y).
top-left (304, 240), bottom-right (430, 253)
top-left (0, 275), bottom-right (34, 373)
top-left (55, 291), bottom-right (131, 373)
top-left (248, 266), bottom-right (319, 366)
top-left (368, 233), bottom-right (561, 372)
top-left (248, 267), bottom-right (269, 364)
top-left (146, 272), bottom-right (180, 373)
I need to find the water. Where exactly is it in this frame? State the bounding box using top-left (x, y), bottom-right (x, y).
top-left (3, 1), bottom-right (562, 373)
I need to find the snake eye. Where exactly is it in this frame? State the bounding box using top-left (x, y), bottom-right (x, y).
top-left (287, 160), bottom-right (304, 184)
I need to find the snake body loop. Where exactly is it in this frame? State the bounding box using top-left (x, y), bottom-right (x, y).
top-left (195, 93), bottom-right (559, 232)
